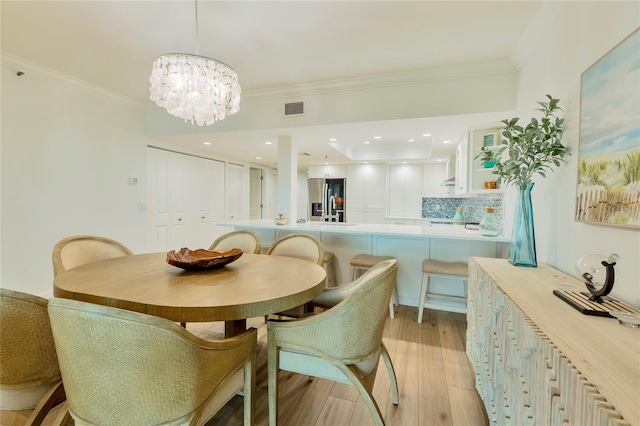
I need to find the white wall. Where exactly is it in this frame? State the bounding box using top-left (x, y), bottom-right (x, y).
top-left (512, 1), bottom-right (640, 306)
top-left (1, 65), bottom-right (150, 296)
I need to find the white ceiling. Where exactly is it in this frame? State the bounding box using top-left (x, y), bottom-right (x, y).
top-left (1, 1), bottom-right (543, 170)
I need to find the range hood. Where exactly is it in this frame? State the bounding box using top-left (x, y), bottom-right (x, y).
top-left (442, 177), bottom-right (456, 186)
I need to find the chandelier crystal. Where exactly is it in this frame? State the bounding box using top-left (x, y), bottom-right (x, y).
top-left (149, 54), bottom-right (241, 126)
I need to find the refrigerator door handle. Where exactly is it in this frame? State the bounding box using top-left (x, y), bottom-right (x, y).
top-left (322, 182), bottom-right (328, 220)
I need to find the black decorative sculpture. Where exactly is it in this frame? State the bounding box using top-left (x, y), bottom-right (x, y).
top-left (575, 254), bottom-right (619, 303)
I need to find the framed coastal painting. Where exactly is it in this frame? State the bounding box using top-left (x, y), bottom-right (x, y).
top-left (575, 28), bottom-right (640, 229)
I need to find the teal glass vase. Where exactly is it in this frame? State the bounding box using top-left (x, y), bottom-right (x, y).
top-left (508, 181), bottom-right (537, 267)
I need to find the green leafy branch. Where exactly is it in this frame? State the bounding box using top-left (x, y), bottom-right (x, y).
top-left (476, 95), bottom-right (569, 187)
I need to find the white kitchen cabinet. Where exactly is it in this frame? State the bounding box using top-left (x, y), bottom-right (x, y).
top-left (422, 163), bottom-right (447, 197)
top-left (468, 126), bottom-right (504, 193)
top-left (347, 207), bottom-right (386, 224)
top-left (307, 165), bottom-right (347, 179)
top-left (455, 135), bottom-right (469, 195)
top-left (346, 164), bottom-right (387, 223)
top-left (388, 164), bottom-right (422, 217)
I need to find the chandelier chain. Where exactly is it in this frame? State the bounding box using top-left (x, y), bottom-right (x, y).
top-left (194, 0), bottom-right (199, 56)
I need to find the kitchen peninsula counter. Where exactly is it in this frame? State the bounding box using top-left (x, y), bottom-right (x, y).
top-left (219, 219), bottom-right (510, 242)
top-left (219, 219), bottom-right (509, 313)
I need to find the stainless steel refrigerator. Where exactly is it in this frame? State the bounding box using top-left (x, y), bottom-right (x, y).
top-left (308, 178), bottom-right (346, 222)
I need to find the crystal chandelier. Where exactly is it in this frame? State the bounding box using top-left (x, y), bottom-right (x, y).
top-left (148, 1), bottom-right (241, 126)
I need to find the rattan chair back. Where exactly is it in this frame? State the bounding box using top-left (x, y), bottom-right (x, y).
top-left (267, 259), bottom-right (398, 426)
top-left (48, 298), bottom-right (257, 426)
top-left (52, 235), bottom-right (133, 276)
top-left (209, 230), bottom-right (261, 254)
top-left (266, 233), bottom-right (323, 265)
top-left (0, 288), bottom-right (63, 418)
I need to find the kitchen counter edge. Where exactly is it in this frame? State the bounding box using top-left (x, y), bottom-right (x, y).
top-left (218, 219), bottom-right (510, 243)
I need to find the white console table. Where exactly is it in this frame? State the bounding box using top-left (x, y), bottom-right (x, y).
top-left (467, 257), bottom-right (639, 426)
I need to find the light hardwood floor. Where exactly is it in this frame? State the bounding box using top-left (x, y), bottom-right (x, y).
top-left (207, 305), bottom-right (489, 426)
top-left (2, 306), bottom-right (488, 426)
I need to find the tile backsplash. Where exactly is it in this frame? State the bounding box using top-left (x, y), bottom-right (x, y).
top-left (422, 193), bottom-right (504, 224)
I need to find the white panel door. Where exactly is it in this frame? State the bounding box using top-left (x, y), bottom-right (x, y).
top-left (147, 149), bottom-right (170, 251)
top-left (148, 148), bottom-right (226, 251)
top-left (250, 168), bottom-right (263, 219)
top-left (226, 163), bottom-right (245, 221)
top-left (190, 156), bottom-right (225, 249)
top-left (170, 153), bottom-right (190, 248)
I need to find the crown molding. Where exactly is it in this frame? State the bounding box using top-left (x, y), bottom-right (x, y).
top-left (0, 52), bottom-right (143, 107)
top-left (2, 51), bottom-right (517, 109)
top-left (241, 59), bottom-right (518, 102)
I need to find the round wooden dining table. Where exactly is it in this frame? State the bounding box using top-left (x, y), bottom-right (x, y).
top-left (53, 252), bottom-right (327, 337)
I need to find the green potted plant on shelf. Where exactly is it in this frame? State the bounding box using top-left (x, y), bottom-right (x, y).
top-left (476, 95), bottom-right (569, 267)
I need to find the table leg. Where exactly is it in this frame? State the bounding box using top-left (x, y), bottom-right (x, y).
top-left (225, 319), bottom-right (247, 338)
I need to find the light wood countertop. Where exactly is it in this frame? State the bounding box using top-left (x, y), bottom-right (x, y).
top-left (472, 257), bottom-right (640, 425)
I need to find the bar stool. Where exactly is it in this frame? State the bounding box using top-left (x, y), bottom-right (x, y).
top-left (418, 259), bottom-right (468, 323)
top-left (349, 254), bottom-right (399, 318)
top-left (323, 251), bottom-right (338, 287)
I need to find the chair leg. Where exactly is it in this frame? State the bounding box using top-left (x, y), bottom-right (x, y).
top-left (349, 266), bottom-right (357, 281)
top-left (417, 273), bottom-right (429, 324)
top-left (48, 401), bottom-right (73, 426)
top-left (26, 380), bottom-right (66, 426)
top-left (244, 356), bottom-right (256, 426)
top-left (268, 340), bottom-right (279, 426)
top-left (351, 374), bottom-right (386, 426)
top-left (381, 342), bottom-right (399, 405)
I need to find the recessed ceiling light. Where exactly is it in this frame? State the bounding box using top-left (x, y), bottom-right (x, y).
top-left (265, 141), bottom-right (272, 145)
top-left (364, 141), bottom-right (370, 144)
top-left (364, 161), bottom-right (369, 164)
top-left (422, 133), bottom-right (431, 137)
top-left (402, 161), bottom-right (407, 164)
top-left (203, 141), bottom-right (211, 145)
top-left (324, 162), bottom-right (329, 165)
top-left (442, 140), bottom-right (451, 144)
top-left (408, 139), bottom-right (414, 142)
top-left (329, 138), bottom-right (337, 142)
top-left (256, 156), bottom-right (262, 160)
top-left (436, 158), bottom-right (443, 162)
top-left (373, 136), bottom-right (381, 139)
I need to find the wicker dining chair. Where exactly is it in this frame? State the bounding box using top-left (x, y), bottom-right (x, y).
top-left (266, 233), bottom-right (324, 318)
top-left (52, 235), bottom-right (133, 276)
top-left (267, 259), bottom-right (398, 426)
top-left (310, 259), bottom-right (400, 407)
top-left (209, 230), bottom-right (261, 254)
top-left (0, 288), bottom-right (68, 425)
top-left (47, 298), bottom-right (257, 426)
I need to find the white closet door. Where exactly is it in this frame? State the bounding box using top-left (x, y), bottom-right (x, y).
top-left (226, 163), bottom-right (245, 221)
top-left (148, 148), bottom-right (226, 251)
top-left (148, 149), bottom-right (171, 251)
top-left (190, 156), bottom-right (225, 249)
top-left (249, 168), bottom-right (263, 219)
